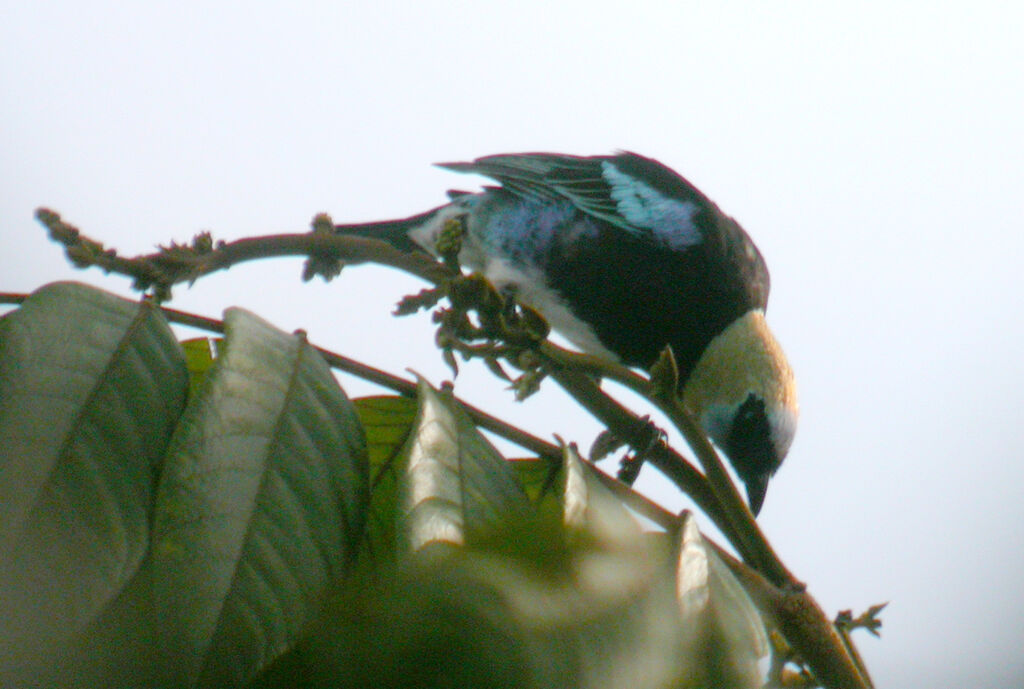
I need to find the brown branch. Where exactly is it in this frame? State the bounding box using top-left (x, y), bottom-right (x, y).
top-left (34, 208), bottom-right (452, 299)
top-left (711, 543), bottom-right (872, 689)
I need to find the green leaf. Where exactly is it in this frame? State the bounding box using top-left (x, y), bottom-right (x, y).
top-left (522, 542), bottom-right (687, 689)
top-left (0, 282), bottom-right (187, 674)
top-left (249, 544), bottom-right (535, 689)
top-left (353, 394), bottom-right (419, 570)
top-left (151, 308), bottom-right (369, 688)
top-left (258, 530), bottom-right (689, 689)
top-left (510, 458), bottom-right (559, 504)
top-left (355, 396), bottom-right (420, 470)
top-left (399, 377), bottom-right (533, 552)
top-left (181, 336), bottom-right (220, 399)
top-left (675, 512), bottom-right (768, 688)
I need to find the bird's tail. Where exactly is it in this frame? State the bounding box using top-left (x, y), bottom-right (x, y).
top-left (333, 205), bottom-right (447, 254)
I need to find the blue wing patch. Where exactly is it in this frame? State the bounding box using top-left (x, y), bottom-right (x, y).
top-left (600, 160), bottom-right (702, 250)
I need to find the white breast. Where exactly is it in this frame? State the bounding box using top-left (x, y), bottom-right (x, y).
top-left (482, 257), bottom-right (619, 362)
top-left (407, 205), bottom-right (618, 361)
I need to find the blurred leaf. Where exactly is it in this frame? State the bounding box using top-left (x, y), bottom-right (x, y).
top-left (43, 559), bottom-right (162, 688)
top-left (0, 282), bottom-right (187, 679)
top-left (399, 377), bottom-right (532, 552)
top-left (675, 512), bottom-right (768, 688)
top-left (151, 308), bottom-right (369, 688)
top-left (249, 544), bottom-right (533, 689)
top-left (252, 533), bottom-right (686, 689)
top-left (561, 442), bottom-right (641, 545)
top-left (510, 458), bottom-right (560, 505)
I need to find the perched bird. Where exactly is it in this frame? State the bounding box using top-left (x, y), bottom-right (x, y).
top-left (336, 152), bottom-right (797, 514)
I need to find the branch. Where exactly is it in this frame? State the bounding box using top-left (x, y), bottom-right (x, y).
top-left (712, 543), bottom-right (873, 689)
top-left (543, 365), bottom-right (738, 543)
top-left (35, 208), bottom-right (452, 300)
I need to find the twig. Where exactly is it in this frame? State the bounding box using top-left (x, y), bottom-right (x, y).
top-left (35, 208), bottom-right (452, 299)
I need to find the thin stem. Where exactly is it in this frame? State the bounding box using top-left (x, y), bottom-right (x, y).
top-left (35, 207), bottom-right (452, 295)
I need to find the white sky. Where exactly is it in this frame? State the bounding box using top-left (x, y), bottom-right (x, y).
top-left (3, 2), bottom-right (1023, 686)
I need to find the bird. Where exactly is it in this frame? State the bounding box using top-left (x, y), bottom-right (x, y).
top-left (335, 151), bottom-right (797, 515)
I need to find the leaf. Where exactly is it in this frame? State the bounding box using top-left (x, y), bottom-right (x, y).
top-left (352, 395), bottom-right (420, 569)
top-left (675, 512), bottom-right (768, 688)
top-left (400, 377), bottom-right (532, 552)
top-left (649, 344), bottom-right (679, 400)
top-left (251, 536), bottom-right (686, 689)
top-left (181, 336), bottom-right (220, 399)
top-left (529, 542), bottom-right (687, 689)
top-left (510, 458), bottom-right (559, 505)
top-left (151, 308), bottom-right (369, 688)
top-left (0, 282), bottom-right (187, 675)
top-left (355, 396), bottom-right (420, 471)
top-left (561, 442), bottom-right (641, 545)
top-left (249, 544), bottom-right (535, 689)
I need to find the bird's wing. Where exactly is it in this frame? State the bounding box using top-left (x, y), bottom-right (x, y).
top-left (437, 152), bottom-right (710, 250)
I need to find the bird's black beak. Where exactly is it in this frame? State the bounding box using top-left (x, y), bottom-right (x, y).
top-left (744, 473), bottom-right (770, 517)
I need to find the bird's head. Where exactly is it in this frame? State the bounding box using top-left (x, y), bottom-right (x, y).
top-left (681, 310), bottom-right (798, 515)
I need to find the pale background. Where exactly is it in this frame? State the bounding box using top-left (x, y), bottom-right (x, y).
top-left (3, 2), bottom-right (1023, 686)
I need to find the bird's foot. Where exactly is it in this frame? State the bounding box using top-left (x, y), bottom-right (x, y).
top-left (590, 415), bottom-right (667, 486)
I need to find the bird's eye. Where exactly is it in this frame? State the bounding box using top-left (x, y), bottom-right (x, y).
top-left (733, 394), bottom-right (767, 435)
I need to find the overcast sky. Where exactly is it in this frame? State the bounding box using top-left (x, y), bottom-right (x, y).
top-left (3, 2), bottom-right (1023, 686)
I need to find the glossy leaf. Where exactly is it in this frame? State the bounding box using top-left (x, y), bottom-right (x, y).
top-left (0, 281), bottom-right (187, 675)
top-left (151, 308), bottom-right (368, 688)
top-left (675, 512), bottom-right (768, 688)
top-left (561, 441), bottom-right (641, 544)
top-left (400, 377), bottom-right (532, 552)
